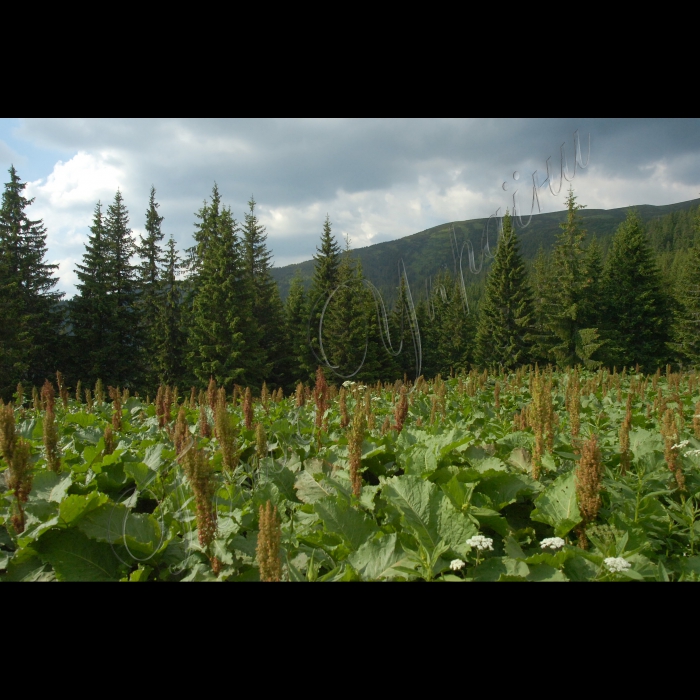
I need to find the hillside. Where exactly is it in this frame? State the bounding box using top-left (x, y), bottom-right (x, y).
top-left (271, 197), bottom-right (700, 303)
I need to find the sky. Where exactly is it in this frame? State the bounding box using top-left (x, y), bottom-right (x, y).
top-left (1, 118), bottom-right (699, 298)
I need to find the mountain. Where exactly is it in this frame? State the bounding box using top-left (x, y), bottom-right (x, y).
top-left (271, 197), bottom-right (700, 304)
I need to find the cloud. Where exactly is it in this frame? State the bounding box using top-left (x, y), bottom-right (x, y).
top-left (9, 118), bottom-right (700, 297)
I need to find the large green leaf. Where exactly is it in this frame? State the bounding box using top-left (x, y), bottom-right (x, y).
top-left (2, 549), bottom-right (56, 581)
top-left (124, 461), bottom-right (157, 490)
top-left (65, 412), bottom-right (97, 428)
top-left (472, 557), bottom-right (530, 581)
top-left (30, 472), bottom-right (71, 503)
top-left (402, 445), bottom-right (438, 476)
top-left (78, 503), bottom-right (163, 557)
top-left (314, 496), bottom-right (378, 551)
top-left (59, 492), bottom-right (109, 526)
top-left (475, 472), bottom-right (540, 511)
top-left (348, 533), bottom-right (418, 580)
top-left (34, 529), bottom-right (124, 581)
top-left (74, 426), bottom-right (104, 445)
top-left (530, 470), bottom-right (582, 537)
top-left (382, 475), bottom-right (477, 555)
top-left (294, 470), bottom-right (336, 504)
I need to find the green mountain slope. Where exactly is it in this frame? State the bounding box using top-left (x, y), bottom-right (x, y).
top-left (271, 197), bottom-right (700, 303)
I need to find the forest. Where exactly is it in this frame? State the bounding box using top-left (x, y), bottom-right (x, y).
top-left (0, 165), bottom-right (699, 401)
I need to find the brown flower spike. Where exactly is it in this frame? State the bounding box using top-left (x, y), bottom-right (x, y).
top-left (575, 434), bottom-right (603, 549)
top-left (257, 500), bottom-right (282, 582)
top-left (0, 403), bottom-right (33, 533)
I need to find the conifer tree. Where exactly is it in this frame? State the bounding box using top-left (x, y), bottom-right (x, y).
top-left (0, 166), bottom-right (63, 397)
top-left (70, 202), bottom-right (111, 385)
top-left (353, 257), bottom-right (392, 383)
top-left (474, 211), bottom-right (534, 370)
top-left (540, 188), bottom-right (602, 368)
top-left (601, 209), bottom-right (672, 371)
top-left (389, 275), bottom-right (420, 380)
top-left (672, 207), bottom-right (700, 367)
top-left (154, 236), bottom-right (186, 384)
top-left (241, 197), bottom-right (286, 387)
top-left (136, 186), bottom-right (165, 386)
top-left (103, 189), bottom-right (142, 387)
top-left (529, 246), bottom-right (553, 365)
top-left (186, 187), bottom-right (247, 389)
top-left (308, 216), bottom-right (342, 371)
top-left (671, 244), bottom-right (700, 367)
top-left (284, 272), bottom-right (314, 387)
top-left (321, 238), bottom-right (372, 380)
top-left (579, 236), bottom-right (604, 331)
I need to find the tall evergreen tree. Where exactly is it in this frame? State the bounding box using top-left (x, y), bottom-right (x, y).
top-left (284, 272), bottom-right (314, 387)
top-left (474, 211), bottom-right (534, 370)
top-left (103, 189), bottom-right (141, 387)
top-left (241, 197), bottom-right (286, 387)
top-left (308, 216), bottom-right (342, 373)
top-left (154, 236), bottom-right (186, 385)
top-left (421, 272), bottom-right (476, 377)
top-left (672, 208), bottom-right (700, 367)
top-left (389, 275), bottom-right (420, 380)
top-left (0, 166), bottom-right (63, 397)
top-left (70, 202), bottom-right (111, 385)
top-left (540, 188), bottom-right (602, 368)
top-left (529, 245), bottom-right (552, 365)
top-left (322, 238), bottom-right (372, 381)
top-left (186, 187), bottom-right (247, 389)
top-left (579, 235), bottom-right (604, 330)
top-left (136, 186), bottom-right (165, 386)
top-left (601, 209), bottom-right (672, 371)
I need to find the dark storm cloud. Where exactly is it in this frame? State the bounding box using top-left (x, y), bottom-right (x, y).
top-left (20, 118), bottom-right (700, 209)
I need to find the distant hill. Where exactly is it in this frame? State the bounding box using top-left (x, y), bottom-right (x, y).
top-left (271, 197), bottom-right (700, 304)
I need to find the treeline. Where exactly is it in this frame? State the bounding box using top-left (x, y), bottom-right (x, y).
top-left (1, 165), bottom-right (699, 401)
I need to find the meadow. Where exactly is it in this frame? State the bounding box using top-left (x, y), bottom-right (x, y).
top-left (1, 366), bottom-right (699, 582)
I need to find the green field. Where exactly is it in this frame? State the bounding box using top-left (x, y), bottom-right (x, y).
top-left (2, 367), bottom-right (700, 581)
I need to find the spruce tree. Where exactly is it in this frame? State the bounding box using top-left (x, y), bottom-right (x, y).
top-left (601, 209), bottom-right (672, 371)
top-left (322, 238), bottom-right (371, 380)
top-left (241, 197), bottom-right (286, 387)
top-left (136, 186), bottom-right (165, 386)
top-left (0, 166), bottom-right (64, 397)
top-left (474, 211), bottom-right (534, 370)
top-left (541, 188), bottom-right (602, 368)
top-left (284, 272), bottom-right (314, 387)
top-left (672, 208), bottom-right (700, 367)
top-left (529, 246), bottom-right (553, 365)
top-left (186, 188), bottom-right (247, 389)
top-left (103, 189), bottom-right (141, 387)
top-left (70, 202), bottom-right (112, 385)
top-left (389, 275), bottom-right (420, 380)
top-left (353, 257), bottom-right (392, 384)
top-left (579, 236), bottom-right (604, 330)
top-left (308, 216), bottom-right (342, 371)
top-left (154, 236), bottom-right (186, 385)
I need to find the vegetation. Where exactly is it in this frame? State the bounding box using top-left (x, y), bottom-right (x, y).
top-left (2, 367), bottom-right (700, 581)
top-left (2, 162), bottom-right (700, 581)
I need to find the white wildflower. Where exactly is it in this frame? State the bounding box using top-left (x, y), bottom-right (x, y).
top-left (342, 381), bottom-right (356, 388)
top-left (684, 449), bottom-right (700, 458)
top-left (450, 559), bottom-right (465, 571)
top-left (604, 556), bottom-right (631, 573)
top-left (540, 537), bottom-right (566, 551)
top-left (466, 535), bottom-right (494, 551)
top-left (356, 385), bottom-right (367, 392)
top-left (671, 440), bottom-right (690, 450)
